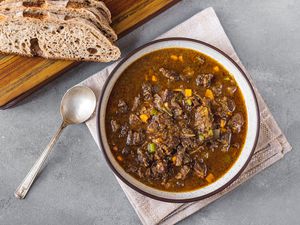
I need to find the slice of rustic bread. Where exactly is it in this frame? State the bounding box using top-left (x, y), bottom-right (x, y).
top-left (0, 1), bottom-right (111, 25)
top-left (0, 3), bottom-right (117, 41)
top-left (0, 0), bottom-right (112, 23)
top-left (0, 10), bottom-right (120, 62)
top-left (52, 0), bottom-right (112, 23)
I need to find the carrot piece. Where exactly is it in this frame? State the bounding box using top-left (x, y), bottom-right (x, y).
top-left (170, 55), bottom-right (178, 61)
top-left (152, 75), bottom-right (158, 82)
top-left (117, 156), bottom-right (123, 162)
top-left (206, 173), bottom-right (215, 183)
top-left (172, 156), bottom-right (177, 164)
top-left (178, 55), bottom-right (184, 62)
top-left (184, 89), bottom-right (192, 97)
top-left (140, 114), bottom-right (149, 123)
top-left (112, 146), bottom-right (118, 151)
top-left (205, 89), bottom-right (214, 100)
top-left (220, 119), bottom-right (226, 128)
top-left (213, 66), bottom-right (220, 72)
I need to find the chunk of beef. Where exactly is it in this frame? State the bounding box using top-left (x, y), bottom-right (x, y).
top-left (110, 120), bottom-right (119, 132)
top-left (164, 136), bottom-right (181, 150)
top-left (216, 97), bottom-right (236, 118)
top-left (194, 106), bottom-right (213, 135)
top-left (147, 120), bottom-right (159, 133)
top-left (159, 113), bottom-right (181, 135)
top-left (153, 94), bottom-right (163, 110)
top-left (126, 130), bottom-right (134, 145)
top-left (134, 131), bottom-right (144, 145)
top-left (181, 137), bottom-right (198, 149)
top-left (193, 161), bottom-right (207, 179)
top-left (117, 100), bottom-right (128, 113)
top-left (152, 161), bottom-right (166, 176)
top-left (196, 73), bottom-right (214, 88)
top-left (220, 130), bottom-right (232, 152)
top-left (131, 95), bottom-right (141, 111)
top-left (119, 124), bottom-right (129, 138)
top-left (153, 147), bottom-right (165, 161)
top-left (121, 146), bottom-right (130, 156)
top-left (194, 56), bottom-right (205, 64)
top-left (137, 168), bottom-right (144, 178)
top-left (154, 94), bottom-right (172, 116)
top-left (179, 74), bottom-right (190, 82)
top-left (137, 148), bottom-right (149, 167)
top-left (175, 165), bottom-right (190, 180)
top-left (171, 97), bottom-right (183, 117)
top-left (152, 113), bottom-right (169, 130)
top-left (142, 83), bottom-right (153, 101)
top-left (170, 96), bottom-right (182, 110)
top-left (129, 114), bottom-right (142, 128)
top-left (209, 140), bottom-right (220, 151)
top-left (174, 108), bottom-right (183, 117)
top-left (126, 165), bottom-right (138, 174)
top-left (174, 149), bottom-right (185, 166)
top-left (181, 128), bottom-right (196, 138)
top-left (159, 68), bottom-right (180, 81)
top-left (211, 82), bottom-right (223, 96)
top-left (161, 89), bottom-right (174, 102)
top-left (145, 168), bottom-right (151, 177)
top-left (126, 130), bottom-right (144, 146)
top-left (228, 113), bottom-right (244, 133)
top-left (227, 86), bottom-right (237, 96)
top-left (227, 99), bottom-right (236, 112)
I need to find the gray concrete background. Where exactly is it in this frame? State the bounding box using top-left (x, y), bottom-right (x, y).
top-left (1, 0), bottom-right (299, 224)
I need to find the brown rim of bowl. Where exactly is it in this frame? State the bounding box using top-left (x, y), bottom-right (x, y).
top-left (96, 37), bottom-right (260, 203)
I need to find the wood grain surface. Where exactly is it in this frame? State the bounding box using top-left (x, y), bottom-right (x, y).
top-left (0, 0), bottom-right (181, 109)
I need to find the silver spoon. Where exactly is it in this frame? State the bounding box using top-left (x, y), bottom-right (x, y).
top-left (15, 86), bottom-right (96, 199)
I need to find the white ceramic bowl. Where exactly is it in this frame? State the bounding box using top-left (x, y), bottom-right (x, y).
top-left (97, 38), bottom-right (260, 202)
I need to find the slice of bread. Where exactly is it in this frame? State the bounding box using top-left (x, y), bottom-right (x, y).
top-left (0, 1), bottom-right (111, 25)
top-left (0, 0), bottom-right (112, 23)
top-left (0, 3), bottom-right (117, 41)
top-left (52, 0), bottom-right (112, 23)
top-left (0, 9), bottom-right (120, 62)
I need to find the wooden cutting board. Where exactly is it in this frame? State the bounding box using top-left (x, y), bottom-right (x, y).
top-left (0, 0), bottom-right (181, 109)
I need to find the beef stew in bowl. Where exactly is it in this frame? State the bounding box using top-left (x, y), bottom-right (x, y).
top-left (98, 38), bottom-right (259, 202)
top-left (106, 48), bottom-right (247, 192)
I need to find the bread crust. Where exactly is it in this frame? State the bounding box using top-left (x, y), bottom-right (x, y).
top-left (0, 10), bottom-right (120, 62)
top-left (0, 4), bottom-right (117, 41)
top-left (0, 0), bottom-right (112, 22)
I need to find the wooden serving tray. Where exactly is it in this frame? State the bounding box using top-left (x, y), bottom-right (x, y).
top-left (0, 0), bottom-right (181, 109)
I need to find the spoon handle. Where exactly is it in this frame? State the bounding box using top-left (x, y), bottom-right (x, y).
top-left (15, 122), bottom-right (67, 199)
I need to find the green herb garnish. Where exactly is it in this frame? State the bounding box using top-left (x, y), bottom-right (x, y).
top-left (148, 143), bottom-right (156, 153)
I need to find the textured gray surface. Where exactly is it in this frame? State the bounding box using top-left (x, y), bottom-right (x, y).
top-left (0, 0), bottom-right (299, 224)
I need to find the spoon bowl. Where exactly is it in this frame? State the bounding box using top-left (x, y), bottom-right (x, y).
top-left (61, 86), bottom-right (97, 125)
